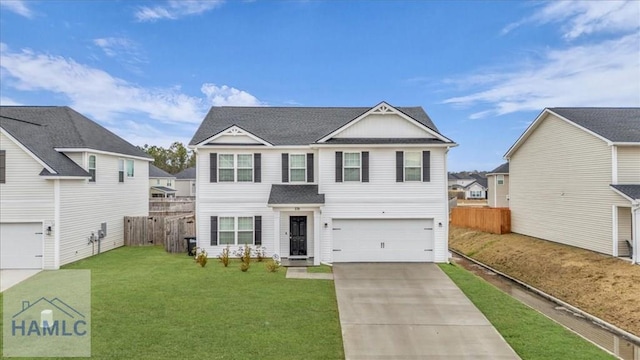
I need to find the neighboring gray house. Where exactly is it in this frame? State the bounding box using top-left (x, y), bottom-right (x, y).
top-left (487, 162), bottom-right (509, 208)
top-left (149, 164), bottom-right (176, 198)
top-left (175, 167), bottom-right (196, 197)
top-left (189, 102), bottom-right (456, 264)
top-left (505, 107), bottom-right (639, 264)
top-left (0, 106), bottom-right (151, 269)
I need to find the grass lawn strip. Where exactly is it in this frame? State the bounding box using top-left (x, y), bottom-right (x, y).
top-left (439, 263), bottom-right (616, 360)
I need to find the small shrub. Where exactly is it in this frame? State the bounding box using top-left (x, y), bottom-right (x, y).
top-left (218, 246), bottom-right (230, 267)
top-left (194, 248), bottom-right (208, 267)
top-left (240, 262), bottom-right (250, 272)
top-left (234, 245), bottom-right (252, 265)
top-left (265, 259), bottom-right (280, 273)
top-left (255, 246), bottom-right (266, 262)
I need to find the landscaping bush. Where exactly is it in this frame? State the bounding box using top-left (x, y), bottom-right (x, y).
top-left (218, 246), bottom-right (230, 267)
top-left (195, 248), bottom-right (208, 267)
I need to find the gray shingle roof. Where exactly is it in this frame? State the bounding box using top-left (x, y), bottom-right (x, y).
top-left (488, 162), bottom-right (509, 174)
top-left (151, 186), bottom-right (177, 193)
top-left (324, 138), bottom-right (447, 144)
top-left (470, 173), bottom-right (488, 188)
top-left (549, 108), bottom-right (640, 143)
top-left (190, 105), bottom-right (450, 146)
top-left (149, 164), bottom-right (175, 178)
top-left (267, 185), bottom-right (325, 205)
top-left (0, 106), bottom-right (151, 177)
top-left (611, 184), bottom-right (640, 201)
top-left (175, 167), bottom-right (195, 180)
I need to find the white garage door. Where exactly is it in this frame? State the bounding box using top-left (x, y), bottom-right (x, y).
top-left (0, 223), bottom-right (44, 269)
top-left (332, 219), bottom-right (434, 262)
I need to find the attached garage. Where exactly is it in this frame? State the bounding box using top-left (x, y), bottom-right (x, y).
top-left (0, 223), bottom-right (44, 269)
top-left (332, 219), bottom-right (435, 262)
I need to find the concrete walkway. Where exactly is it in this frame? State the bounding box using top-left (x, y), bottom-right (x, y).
top-left (285, 267), bottom-right (334, 280)
top-left (0, 269), bottom-right (41, 292)
top-left (333, 263), bottom-right (520, 359)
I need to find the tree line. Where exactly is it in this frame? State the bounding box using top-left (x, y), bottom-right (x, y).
top-left (139, 142), bottom-right (195, 175)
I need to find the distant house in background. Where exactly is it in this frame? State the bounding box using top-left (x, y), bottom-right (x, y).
top-left (487, 162), bottom-right (509, 207)
top-left (505, 107), bottom-right (639, 264)
top-left (175, 167), bottom-right (196, 198)
top-left (1, 106), bottom-right (151, 270)
top-left (149, 164), bottom-right (176, 198)
top-left (466, 173), bottom-right (487, 199)
top-left (448, 172), bottom-right (475, 189)
top-left (448, 172), bottom-right (487, 200)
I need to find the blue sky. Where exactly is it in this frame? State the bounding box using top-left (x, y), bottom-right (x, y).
top-left (1, 0), bottom-right (639, 171)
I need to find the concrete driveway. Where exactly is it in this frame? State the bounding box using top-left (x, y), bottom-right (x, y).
top-left (0, 269), bottom-right (41, 292)
top-left (333, 263), bottom-right (520, 359)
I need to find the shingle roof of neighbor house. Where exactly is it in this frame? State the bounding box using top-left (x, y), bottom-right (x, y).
top-left (190, 105), bottom-right (451, 146)
top-left (149, 164), bottom-right (175, 178)
top-left (549, 108), bottom-right (640, 143)
top-left (151, 186), bottom-right (177, 193)
top-left (488, 162), bottom-right (509, 174)
top-left (175, 167), bottom-right (196, 180)
top-left (268, 185), bottom-right (325, 205)
top-left (0, 106), bottom-right (151, 177)
top-left (470, 174), bottom-right (488, 188)
top-left (611, 185), bottom-right (640, 201)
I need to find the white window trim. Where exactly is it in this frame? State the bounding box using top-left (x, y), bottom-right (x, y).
top-left (289, 154), bottom-right (307, 183)
top-left (343, 152), bottom-right (361, 182)
top-left (218, 154), bottom-right (254, 183)
top-left (218, 216), bottom-right (255, 245)
top-left (404, 151), bottom-right (422, 182)
top-left (88, 154), bottom-right (96, 183)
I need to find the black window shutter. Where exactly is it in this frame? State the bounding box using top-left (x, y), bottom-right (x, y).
top-left (210, 153), bottom-right (217, 183)
top-left (281, 153), bottom-right (289, 183)
top-left (362, 151), bottom-right (369, 183)
top-left (335, 151), bottom-right (343, 182)
top-left (396, 151), bottom-right (404, 182)
top-left (422, 151), bottom-right (431, 182)
top-left (254, 153), bottom-right (261, 183)
top-left (210, 216), bottom-right (218, 246)
top-left (0, 150), bottom-right (5, 184)
top-left (306, 153), bottom-right (314, 183)
top-left (254, 216), bottom-right (262, 245)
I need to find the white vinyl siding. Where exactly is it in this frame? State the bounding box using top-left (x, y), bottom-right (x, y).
top-left (289, 154), bottom-right (306, 182)
top-left (404, 151), bottom-right (422, 181)
top-left (343, 152), bottom-right (361, 182)
top-left (616, 146), bottom-right (640, 183)
top-left (488, 174), bottom-right (509, 208)
top-left (509, 113), bottom-right (629, 255)
top-left (334, 113), bottom-right (435, 139)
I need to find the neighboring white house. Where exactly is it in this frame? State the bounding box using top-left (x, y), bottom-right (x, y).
top-left (189, 102), bottom-right (456, 265)
top-left (487, 162), bottom-right (509, 208)
top-left (464, 181), bottom-right (487, 200)
top-left (0, 106), bottom-right (151, 270)
top-left (175, 167), bottom-right (196, 197)
top-left (149, 164), bottom-right (177, 198)
top-left (449, 173), bottom-right (487, 200)
top-left (505, 107), bottom-right (640, 264)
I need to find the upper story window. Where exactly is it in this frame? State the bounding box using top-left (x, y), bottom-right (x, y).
top-left (343, 152), bottom-right (361, 182)
top-left (497, 175), bottom-right (504, 185)
top-left (118, 159), bottom-right (125, 183)
top-left (88, 155), bottom-right (96, 182)
top-left (156, 179), bottom-right (160, 185)
top-left (0, 150), bottom-right (6, 184)
top-left (167, 180), bottom-right (172, 187)
top-left (126, 159), bottom-right (134, 177)
top-left (218, 154), bottom-right (253, 182)
top-left (290, 154), bottom-right (306, 182)
top-left (404, 152), bottom-right (422, 181)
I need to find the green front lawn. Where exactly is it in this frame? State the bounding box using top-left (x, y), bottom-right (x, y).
top-left (439, 263), bottom-right (615, 360)
top-left (2, 247), bottom-right (344, 360)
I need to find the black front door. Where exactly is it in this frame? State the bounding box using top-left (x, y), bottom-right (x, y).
top-left (290, 216), bottom-right (307, 256)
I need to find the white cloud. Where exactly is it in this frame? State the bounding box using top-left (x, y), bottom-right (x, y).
top-left (0, 0), bottom-right (33, 18)
top-left (0, 44), bottom-right (262, 125)
top-left (201, 84), bottom-right (262, 106)
top-left (443, 34), bottom-right (640, 119)
top-left (134, 0), bottom-right (224, 22)
top-left (0, 96), bottom-right (22, 106)
top-left (93, 36), bottom-right (147, 74)
top-left (504, 1), bottom-right (640, 40)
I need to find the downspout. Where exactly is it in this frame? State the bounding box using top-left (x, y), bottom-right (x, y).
top-left (633, 203), bottom-right (639, 265)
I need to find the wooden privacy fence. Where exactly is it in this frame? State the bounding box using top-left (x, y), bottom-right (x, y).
top-left (450, 207), bottom-right (511, 234)
top-left (149, 199), bottom-right (195, 216)
top-left (124, 215), bottom-right (196, 253)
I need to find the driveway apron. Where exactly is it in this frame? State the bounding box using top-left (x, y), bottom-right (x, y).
top-left (333, 263), bottom-right (520, 359)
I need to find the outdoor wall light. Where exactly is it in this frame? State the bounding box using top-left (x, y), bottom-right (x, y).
top-left (46, 226), bottom-right (52, 235)
top-left (438, 222), bottom-right (443, 228)
top-left (324, 223), bottom-right (328, 228)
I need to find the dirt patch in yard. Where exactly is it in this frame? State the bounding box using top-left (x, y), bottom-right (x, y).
top-left (449, 226), bottom-right (640, 336)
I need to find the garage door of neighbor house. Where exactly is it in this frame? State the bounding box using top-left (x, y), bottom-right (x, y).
top-left (332, 219), bottom-right (434, 262)
top-left (0, 223), bottom-right (44, 269)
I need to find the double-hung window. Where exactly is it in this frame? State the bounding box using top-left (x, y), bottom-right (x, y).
top-left (219, 154), bottom-right (235, 182)
top-left (290, 154), bottom-right (306, 182)
top-left (88, 155), bottom-right (96, 182)
top-left (118, 159), bottom-right (125, 183)
top-left (343, 152), bottom-right (361, 182)
top-left (497, 175), bottom-right (504, 185)
top-left (126, 159), bottom-right (134, 178)
top-left (218, 216), bottom-right (254, 245)
top-left (218, 154), bottom-right (253, 182)
top-left (404, 152), bottom-right (422, 181)
top-left (237, 154), bottom-right (253, 182)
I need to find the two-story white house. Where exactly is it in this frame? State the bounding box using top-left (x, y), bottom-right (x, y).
top-left (0, 106), bottom-right (151, 270)
top-left (505, 108), bottom-right (639, 264)
top-left (189, 102), bottom-right (456, 265)
top-left (149, 164), bottom-right (177, 198)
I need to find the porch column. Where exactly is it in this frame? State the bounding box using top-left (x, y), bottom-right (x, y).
top-left (633, 206), bottom-right (639, 264)
top-left (273, 210), bottom-right (281, 259)
top-left (313, 209), bottom-right (321, 265)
